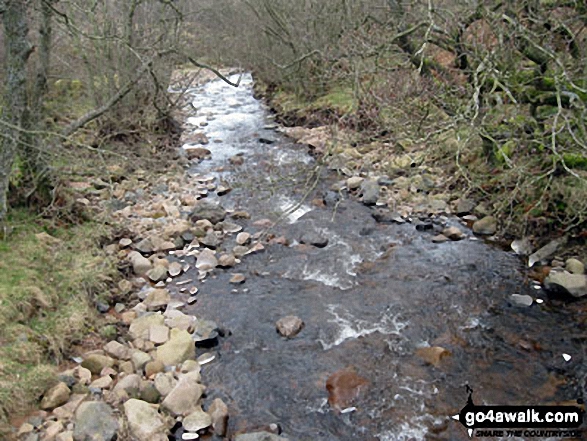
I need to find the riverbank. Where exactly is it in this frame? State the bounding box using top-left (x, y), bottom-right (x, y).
top-left (5, 69), bottom-right (586, 441)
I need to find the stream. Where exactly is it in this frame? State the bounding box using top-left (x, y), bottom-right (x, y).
top-left (171, 73), bottom-right (586, 440)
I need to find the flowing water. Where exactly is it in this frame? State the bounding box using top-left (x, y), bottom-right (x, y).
top-left (173, 74), bottom-right (586, 440)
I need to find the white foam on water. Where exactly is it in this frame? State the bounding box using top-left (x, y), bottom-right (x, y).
top-left (299, 264), bottom-right (345, 289)
top-left (277, 195), bottom-right (312, 223)
top-left (319, 304), bottom-right (407, 350)
top-left (376, 420), bottom-right (428, 441)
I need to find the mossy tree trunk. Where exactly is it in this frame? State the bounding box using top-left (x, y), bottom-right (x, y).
top-left (0, 0), bottom-right (34, 221)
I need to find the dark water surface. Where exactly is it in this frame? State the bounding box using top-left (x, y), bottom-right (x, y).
top-left (171, 74), bottom-right (586, 441)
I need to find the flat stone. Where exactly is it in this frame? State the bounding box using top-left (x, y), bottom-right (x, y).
top-left (510, 294), bottom-right (533, 307)
top-left (230, 273), bottom-right (246, 284)
top-left (185, 147), bottom-right (212, 160)
top-left (196, 248), bottom-right (218, 271)
top-left (89, 376), bottom-right (113, 389)
top-left (135, 238), bottom-right (154, 254)
top-left (183, 407), bottom-right (212, 432)
top-left (73, 401), bottom-right (119, 441)
top-left (346, 176), bottom-right (364, 190)
top-left (149, 325), bottom-right (170, 345)
top-left (161, 374), bottom-right (205, 416)
top-left (154, 372), bottom-right (177, 397)
top-left (40, 382), bottom-right (70, 410)
top-left (276, 316), bottom-right (304, 338)
top-left (143, 289), bottom-right (171, 310)
top-left (124, 399), bottom-right (168, 441)
top-left (147, 266), bottom-right (168, 283)
top-left (431, 234), bottom-right (449, 243)
top-left (218, 253), bottom-right (236, 267)
top-left (129, 313), bottom-right (165, 340)
top-left (156, 329), bottom-right (195, 367)
top-left (113, 374), bottom-right (141, 397)
top-left (164, 310), bottom-right (195, 332)
top-left (145, 360), bottom-right (165, 378)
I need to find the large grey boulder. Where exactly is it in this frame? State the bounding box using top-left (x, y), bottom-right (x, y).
top-left (73, 402), bottom-right (119, 441)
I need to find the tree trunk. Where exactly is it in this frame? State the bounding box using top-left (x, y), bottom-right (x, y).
top-left (21, 0), bottom-right (54, 202)
top-left (0, 0), bottom-right (33, 220)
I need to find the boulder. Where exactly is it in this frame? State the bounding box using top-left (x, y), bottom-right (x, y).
top-left (156, 329), bottom-right (195, 367)
top-left (544, 271), bottom-right (587, 298)
top-left (73, 402), bottom-right (119, 441)
top-left (129, 313), bottom-right (165, 340)
top-left (161, 372), bottom-right (205, 416)
top-left (566, 258), bottom-right (585, 275)
top-left (123, 399), bottom-right (168, 441)
top-left (40, 382), bottom-right (70, 410)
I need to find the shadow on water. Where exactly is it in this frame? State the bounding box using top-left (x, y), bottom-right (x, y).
top-left (171, 74), bottom-right (587, 440)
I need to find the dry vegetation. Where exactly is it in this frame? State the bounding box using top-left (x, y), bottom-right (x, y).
top-left (194, 0), bottom-right (587, 238)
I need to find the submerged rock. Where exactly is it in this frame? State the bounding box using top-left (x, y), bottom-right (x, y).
top-left (326, 368), bottom-right (369, 411)
top-left (415, 346), bottom-right (451, 367)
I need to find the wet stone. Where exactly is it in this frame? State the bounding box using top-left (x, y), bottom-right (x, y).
top-left (326, 368), bottom-right (369, 411)
top-left (276, 315), bottom-right (304, 338)
top-left (299, 231), bottom-right (328, 248)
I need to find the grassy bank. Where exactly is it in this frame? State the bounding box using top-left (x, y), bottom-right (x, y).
top-left (0, 210), bottom-right (116, 435)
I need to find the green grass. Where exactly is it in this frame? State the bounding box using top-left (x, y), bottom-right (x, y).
top-left (0, 210), bottom-right (116, 434)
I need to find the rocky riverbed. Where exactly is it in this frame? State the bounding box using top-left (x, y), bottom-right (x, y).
top-left (13, 72), bottom-right (587, 441)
